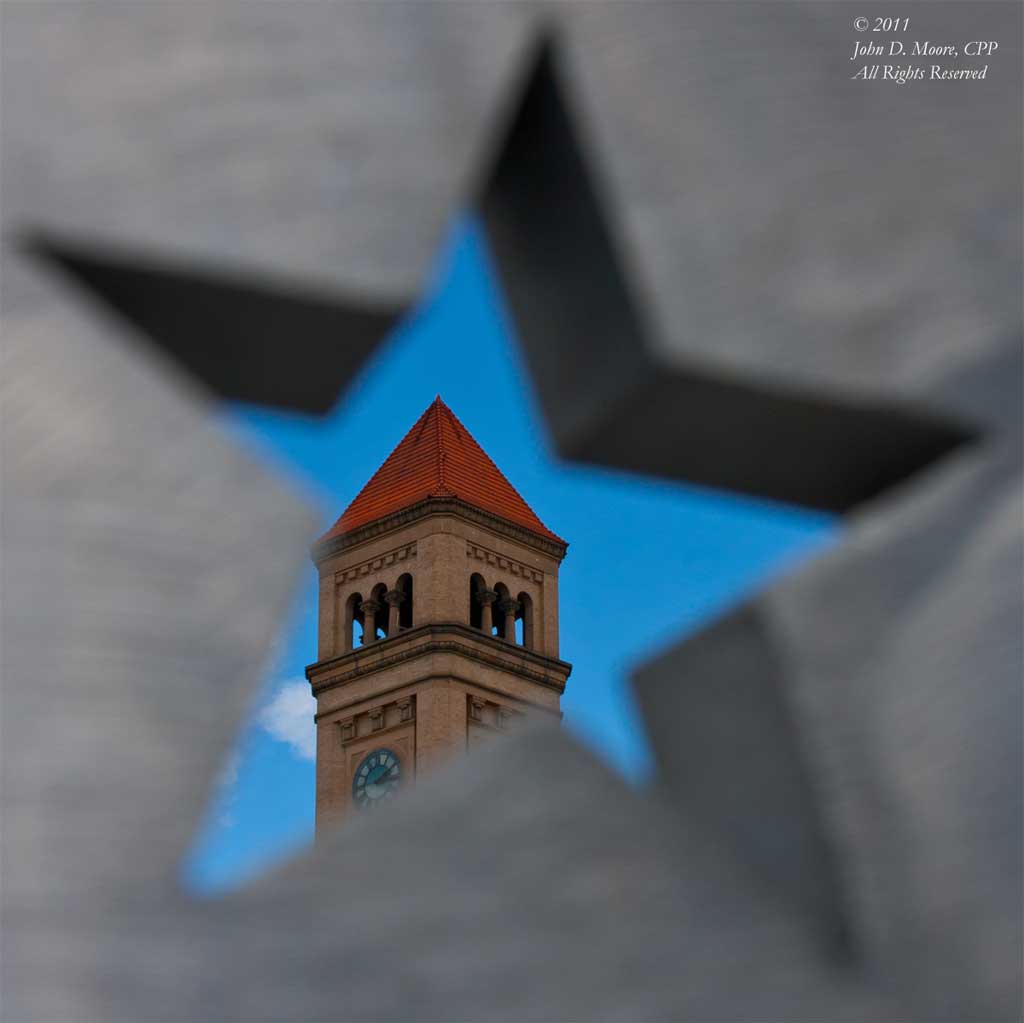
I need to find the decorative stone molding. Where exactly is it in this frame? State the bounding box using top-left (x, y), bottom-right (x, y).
top-left (335, 698), bottom-right (416, 747)
top-left (334, 543), bottom-right (416, 584)
top-left (307, 623), bottom-right (572, 697)
top-left (466, 695), bottom-right (522, 733)
top-left (312, 498), bottom-right (567, 563)
top-left (497, 598), bottom-right (521, 617)
top-left (474, 588), bottom-right (498, 607)
top-left (466, 543), bottom-right (543, 583)
top-left (383, 589), bottom-right (406, 607)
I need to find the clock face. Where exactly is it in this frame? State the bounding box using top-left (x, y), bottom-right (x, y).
top-left (352, 748), bottom-right (402, 809)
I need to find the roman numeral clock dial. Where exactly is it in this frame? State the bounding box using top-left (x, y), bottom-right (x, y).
top-left (352, 748), bottom-right (402, 809)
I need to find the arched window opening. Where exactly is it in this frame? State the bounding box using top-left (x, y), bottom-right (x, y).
top-left (346, 592), bottom-right (364, 652)
top-left (396, 573), bottom-right (413, 630)
top-left (469, 574), bottom-right (486, 630)
top-left (516, 592), bottom-right (534, 649)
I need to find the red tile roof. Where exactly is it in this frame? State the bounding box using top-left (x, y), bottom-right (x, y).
top-left (317, 397), bottom-right (564, 545)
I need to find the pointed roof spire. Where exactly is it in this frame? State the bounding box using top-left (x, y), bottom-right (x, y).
top-left (317, 398), bottom-right (563, 545)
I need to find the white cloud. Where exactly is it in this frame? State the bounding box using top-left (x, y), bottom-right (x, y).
top-left (257, 679), bottom-right (317, 761)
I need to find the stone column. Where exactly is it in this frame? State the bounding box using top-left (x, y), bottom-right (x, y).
top-left (359, 599), bottom-right (381, 645)
top-left (475, 588), bottom-right (498, 634)
top-left (383, 589), bottom-right (405, 636)
top-left (498, 598), bottom-right (521, 641)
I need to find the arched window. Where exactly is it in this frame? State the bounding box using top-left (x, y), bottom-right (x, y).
top-left (396, 573), bottom-right (413, 630)
top-left (469, 573), bottom-right (486, 630)
top-left (346, 592), bottom-right (364, 652)
top-left (516, 592), bottom-right (534, 650)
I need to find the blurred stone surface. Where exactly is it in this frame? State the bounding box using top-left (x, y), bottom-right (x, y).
top-left (7, 2), bottom-right (1018, 503)
top-left (2, 2), bottom-right (1020, 1020)
top-left (205, 725), bottom-right (891, 1022)
top-left (1, 2), bottom-right (529, 307)
top-left (635, 433), bottom-right (1022, 1021)
top-left (1, 268), bottom-right (316, 1019)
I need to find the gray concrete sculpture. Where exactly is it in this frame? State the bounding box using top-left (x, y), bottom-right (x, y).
top-left (2, 2), bottom-right (1020, 1020)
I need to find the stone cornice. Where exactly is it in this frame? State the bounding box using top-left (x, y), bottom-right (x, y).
top-left (306, 622), bottom-right (572, 696)
top-left (466, 542), bottom-right (544, 584)
top-left (312, 675), bottom-right (562, 722)
top-left (333, 542), bottom-right (417, 585)
top-left (311, 497), bottom-right (568, 565)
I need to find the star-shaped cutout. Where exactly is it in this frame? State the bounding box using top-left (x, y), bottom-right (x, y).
top-left (8, 12), bottom-right (1015, 1019)
top-left (19, 29), bottom-right (971, 899)
top-left (183, 216), bottom-right (836, 891)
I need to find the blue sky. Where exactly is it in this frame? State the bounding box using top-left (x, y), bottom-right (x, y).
top-left (182, 216), bottom-right (836, 894)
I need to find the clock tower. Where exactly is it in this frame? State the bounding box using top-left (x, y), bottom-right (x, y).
top-left (306, 397), bottom-right (571, 833)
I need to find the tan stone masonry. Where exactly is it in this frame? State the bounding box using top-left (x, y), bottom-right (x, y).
top-left (308, 495), bottom-right (570, 835)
